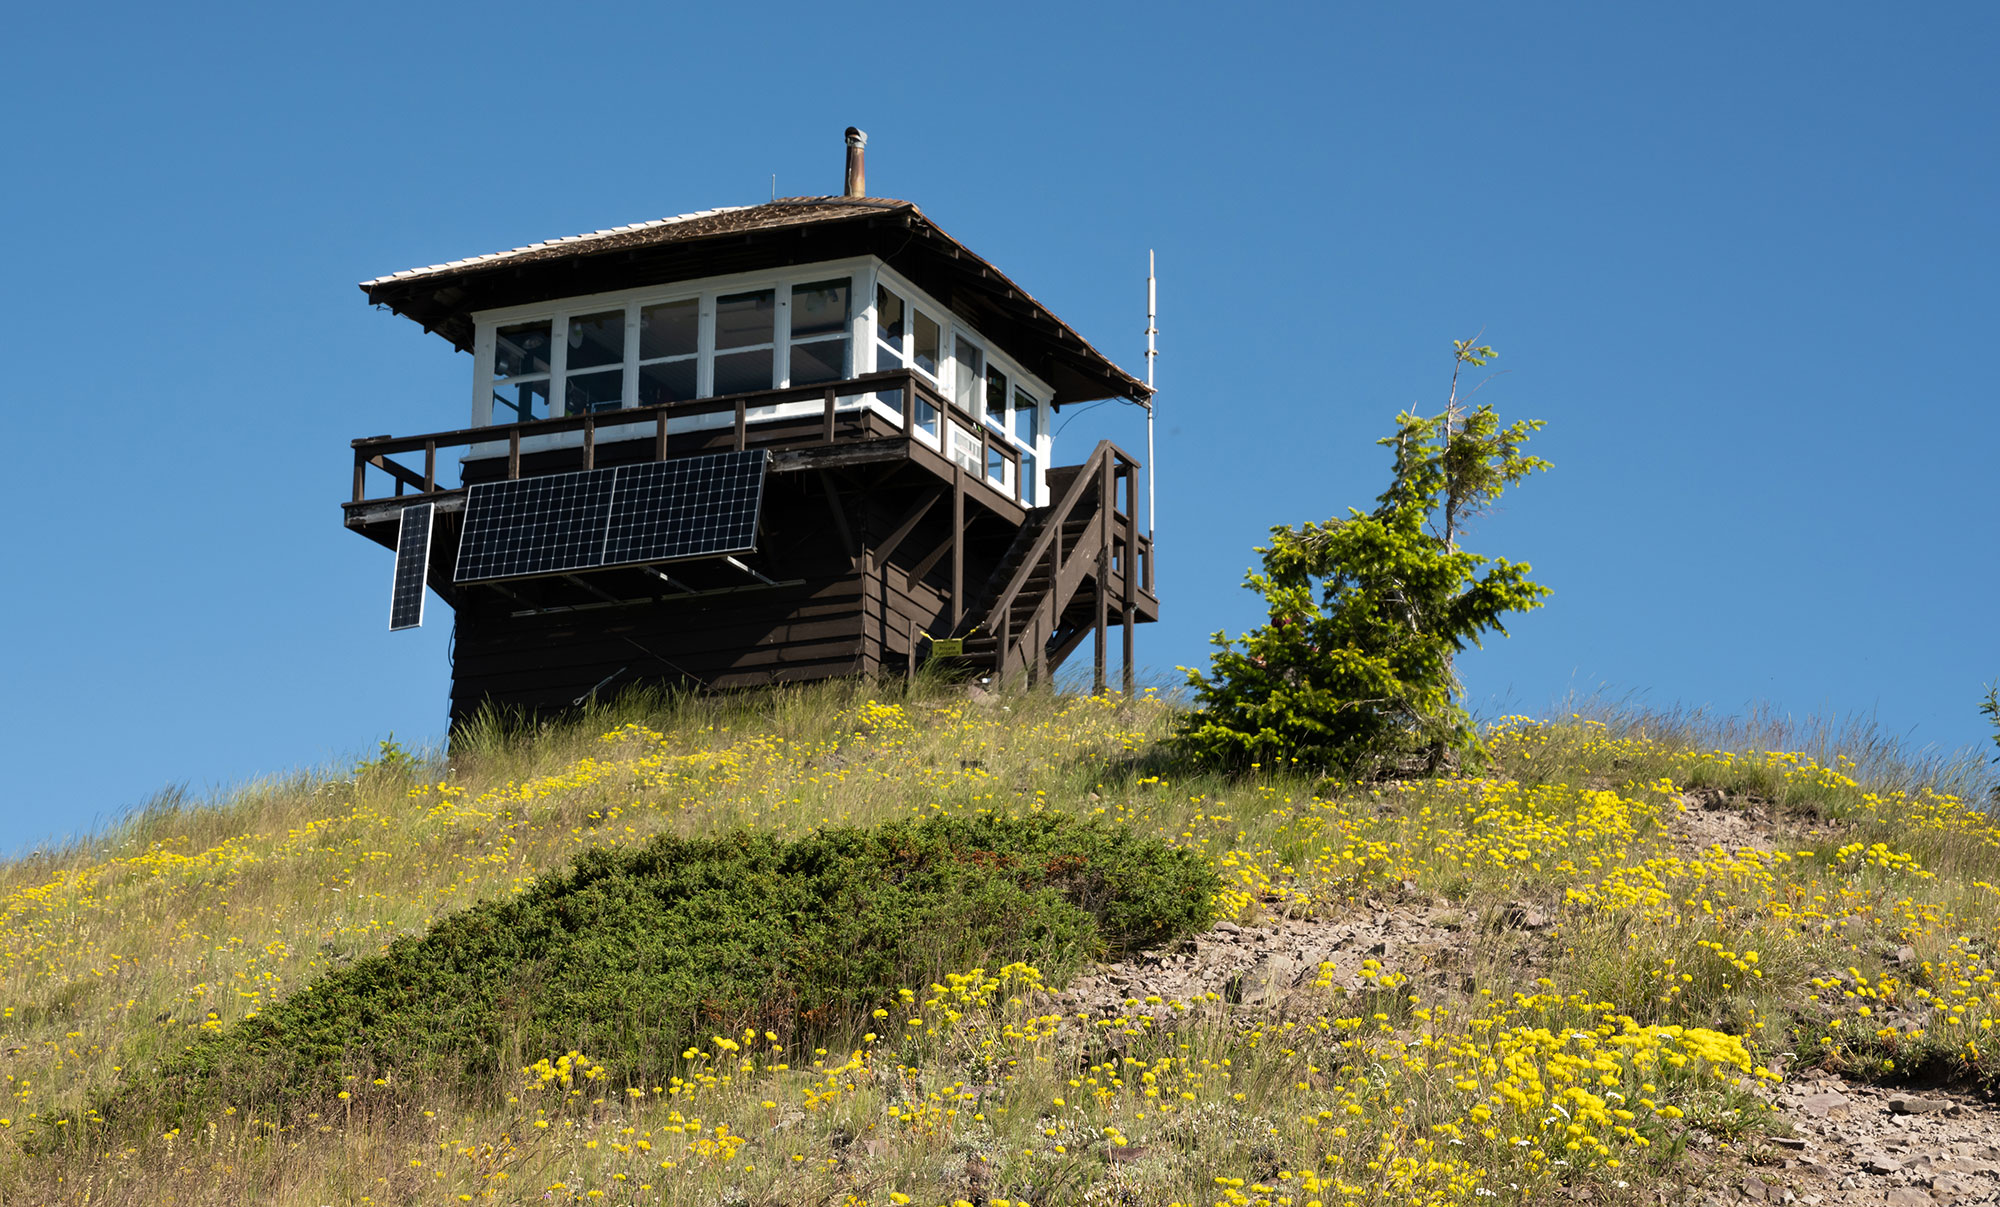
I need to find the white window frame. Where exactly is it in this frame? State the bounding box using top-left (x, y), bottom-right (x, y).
top-left (468, 256), bottom-right (1057, 506)
top-left (864, 264), bottom-right (1055, 506)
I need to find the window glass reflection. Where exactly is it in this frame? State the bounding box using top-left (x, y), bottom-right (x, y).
top-left (1013, 388), bottom-right (1039, 444)
top-left (493, 378), bottom-right (551, 423)
top-left (637, 359), bottom-right (697, 406)
top-left (792, 280), bottom-right (849, 338)
top-left (495, 321), bottom-right (553, 378)
top-left (716, 290), bottom-right (774, 350)
top-left (953, 337), bottom-right (983, 416)
top-left (986, 366), bottom-right (1009, 429)
top-left (565, 368), bottom-right (623, 414)
top-left (566, 311), bottom-right (623, 370)
top-left (876, 286), bottom-right (905, 347)
top-left (790, 339), bottom-right (847, 386)
top-left (913, 311), bottom-right (940, 377)
top-left (639, 299), bottom-right (698, 360)
top-left (713, 348), bottom-right (774, 395)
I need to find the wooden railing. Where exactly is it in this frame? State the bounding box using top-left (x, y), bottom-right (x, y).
top-left (348, 370), bottom-right (1028, 507)
top-left (974, 439), bottom-right (1153, 688)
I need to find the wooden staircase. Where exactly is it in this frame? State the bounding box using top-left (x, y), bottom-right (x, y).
top-left (952, 440), bottom-right (1156, 691)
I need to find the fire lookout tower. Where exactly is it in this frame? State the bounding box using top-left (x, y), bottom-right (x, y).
top-left (345, 130), bottom-right (1158, 728)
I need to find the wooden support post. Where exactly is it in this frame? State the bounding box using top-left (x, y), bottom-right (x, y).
top-left (907, 617), bottom-right (918, 686)
top-left (823, 387), bottom-right (837, 444)
top-left (654, 411), bottom-right (669, 461)
top-left (1094, 454), bottom-right (1113, 695)
top-left (950, 466), bottom-right (965, 629)
top-left (734, 401), bottom-right (746, 451)
top-left (1093, 549), bottom-right (1107, 695)
top-left (581, 414), bottom-right (596, 471)
top-left (1034, 594), bottom-right (1050, 685)
top-left (423, 440), bottom-right (437, 493)
top-left (508, 429), bottom-right (521, 480)
top-left (996, 604), bottom-right (1010, 690)
top-left (352, 454), bottom-right (366, 503)
top-left (1122, 535), bottom-right (1136, 697)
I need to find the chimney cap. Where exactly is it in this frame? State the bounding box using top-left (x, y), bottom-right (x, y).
top-left (845, 127), bottom-right (867, 147)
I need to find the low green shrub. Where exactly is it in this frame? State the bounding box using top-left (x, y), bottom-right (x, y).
top-left (122, 814), bottom-right (1216, 1130)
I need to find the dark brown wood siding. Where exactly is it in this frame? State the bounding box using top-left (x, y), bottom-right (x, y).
top-left (443, 457), bottom-right (1020, 729)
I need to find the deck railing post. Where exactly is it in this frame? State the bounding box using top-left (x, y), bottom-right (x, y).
top-left (1095, 451), bottom-right (1114, 694)
top-left (824, 387), bottom-right (837, 443)
top-left (424, 440), bottom-right (437, 494)
top-left (352, 452), bottom-right (367, 504)
top-left (582, 413), bottom-right (596, 471)
top-left (654, 409), bottom-right (669, 461)
top-left (508, 430), bottom-right (521, 480)
top-left (734, 401), bottom-right (747, 451)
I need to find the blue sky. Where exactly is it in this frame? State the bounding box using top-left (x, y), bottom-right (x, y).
top-left (2, 3), bottom-right (1994, 852)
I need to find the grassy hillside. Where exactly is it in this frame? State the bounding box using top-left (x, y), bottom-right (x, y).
top-left (1, 682), bottom-right (1996, 1206)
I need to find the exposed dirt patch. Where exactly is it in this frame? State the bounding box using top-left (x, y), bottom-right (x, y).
top-left (1737, 1074), bottom-right (2000, 1207)
top-left (1057, 897), bottom-right (1558, 1021)
top-left (1670, 788), bottom-right (1850, 860)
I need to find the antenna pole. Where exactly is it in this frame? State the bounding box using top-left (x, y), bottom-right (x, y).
top-left (1145, 250), bottom-right (1157, 545)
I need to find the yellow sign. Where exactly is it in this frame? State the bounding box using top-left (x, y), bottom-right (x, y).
top-left (929, 638), bottom-right (964, 657)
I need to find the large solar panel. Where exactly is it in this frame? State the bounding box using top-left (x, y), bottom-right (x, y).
top-left (389, 502), bottom-right (434, 631)
top-left (454, 451), bottom-right (768, 584)
top-left (455, 467), bottom-right (617, 583)
top-left (602, 452), bottom-right (765, 566)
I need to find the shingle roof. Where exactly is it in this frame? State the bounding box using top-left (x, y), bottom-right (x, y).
top-left (360, 198), bottom-right (912, 288)
top-left (359, 197), bottom-right (1149, 406)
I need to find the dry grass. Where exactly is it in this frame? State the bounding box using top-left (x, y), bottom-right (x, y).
top-left (0, 682), bottom-right (1995, 1206)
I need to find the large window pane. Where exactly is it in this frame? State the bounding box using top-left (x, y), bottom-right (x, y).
top-left (494, 321), bottom-right (553, 378)
top-left (986, 366), bottom-right (1009, 430)
top-left (790, 337), bottom-right (848, 386)
top-left (492, 378), bottom-right (551, 423)
top-left (565, 368), bottom-right (623, 414)
top-left (716, 290), bottom-right (774, 350)
top-left (1018, 450), bottom-right (1037, 504)
top-left (876, 285), bottom-right (905, 347)
top-left (913, 311), bottom-right (940, 377)
top-left (566, 311), bottom-right (624, 370)
top-left (639, 299), bottom-right (698, 360)
top-left (792, 279), bottom-right (850, 338)
top-left (637, 359), bottom-right (697, 406)
top-left (952, 337), bottom-right (983, 416)
top-left (1013, 388), bottom-right (1040, 444)
top-left (713, 348), bottom-right (774, 395)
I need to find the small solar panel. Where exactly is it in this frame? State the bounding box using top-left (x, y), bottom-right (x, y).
top-left (455, 467), bottom-right (617, 583)
top-left (389, 502), bottom-right (434, 631)
top-left (602, 450), bottom-right (767, 567)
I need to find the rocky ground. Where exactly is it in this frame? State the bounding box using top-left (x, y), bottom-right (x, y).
top-left (1051, 786), bottom-right (2000, 1206)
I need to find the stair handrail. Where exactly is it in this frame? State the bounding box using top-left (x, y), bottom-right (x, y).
top-left (975, 439), bottom-right (1121, 640)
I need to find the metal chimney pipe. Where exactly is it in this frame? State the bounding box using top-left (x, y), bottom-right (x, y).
top-left (843, 128), bottom-right (867, 197)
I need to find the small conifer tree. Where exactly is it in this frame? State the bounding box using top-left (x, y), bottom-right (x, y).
top-left (1176, 341), bottom-right (1551, 777)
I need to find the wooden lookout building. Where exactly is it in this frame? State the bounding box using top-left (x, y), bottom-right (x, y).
top-left (345, 130), bottom-right (1158, 728)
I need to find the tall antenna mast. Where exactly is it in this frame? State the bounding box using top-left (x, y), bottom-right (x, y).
top-left (1145, 249), bottom-right (1157, 544)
